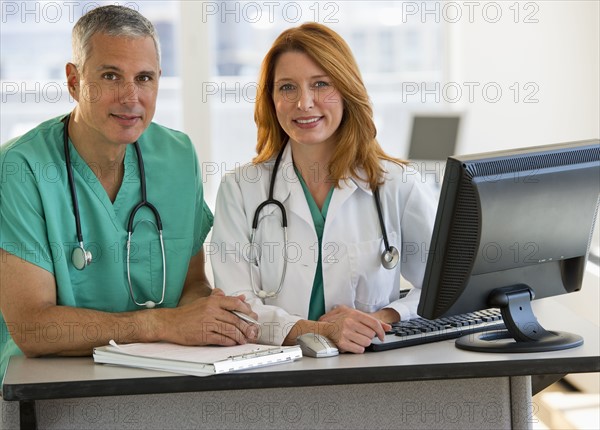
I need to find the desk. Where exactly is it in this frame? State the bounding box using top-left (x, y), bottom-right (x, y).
top-left (2, 299), bottom-right (599, 430)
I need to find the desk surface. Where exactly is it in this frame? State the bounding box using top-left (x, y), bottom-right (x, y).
top-left (3, 298), bottom-right (599, 402)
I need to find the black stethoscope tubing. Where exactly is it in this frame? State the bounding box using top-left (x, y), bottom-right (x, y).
top-left (373, 186), bottom-right (400, 269)
top-left (249, 143), bottom-right (289, 298)
top-left (63, 115), bottom-right (84, 245)
top-left (63, 114), bottom-right (163, 246)
top-left (251, 142), bottom-right (288, 230)
top-left (62, 113), bottom-right (165, 308)
top-left (249, 142), bottom-right (399, 299)
top-left (127, 142), bottom-right (163, 232)
top-left (63, 114), bottom-right (92, 270)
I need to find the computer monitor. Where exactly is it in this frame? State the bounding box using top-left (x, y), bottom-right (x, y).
top-left (408, 114), bottom-right (461, 161)
top-left (417, 139), bottom-right (600, 353)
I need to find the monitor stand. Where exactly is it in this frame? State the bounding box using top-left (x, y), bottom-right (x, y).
top-left (455, 285), bottom-right (583, 353)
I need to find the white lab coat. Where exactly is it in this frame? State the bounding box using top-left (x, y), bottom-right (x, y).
top-left (211, 144), bottom-right (437, 345)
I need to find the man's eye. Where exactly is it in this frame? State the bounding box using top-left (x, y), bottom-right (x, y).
top-left (102, 73), bottom-right (118, 81)
top-left (138, 75), bottom-right (152, 82)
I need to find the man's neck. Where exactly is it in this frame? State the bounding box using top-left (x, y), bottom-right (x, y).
top-left (68, 114), bottom-right (127, 202)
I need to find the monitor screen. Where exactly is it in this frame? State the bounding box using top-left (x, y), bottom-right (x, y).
top-left (408, 115), bottom-right (461, 161)
top-left (417, 139), bottom-right (600, 352)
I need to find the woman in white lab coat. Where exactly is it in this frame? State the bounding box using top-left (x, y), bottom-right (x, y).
top-left (211, 23), bottom-right (437, 353)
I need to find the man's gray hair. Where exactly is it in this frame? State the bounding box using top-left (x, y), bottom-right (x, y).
top-left (72, 5), bottom-right (161, 69)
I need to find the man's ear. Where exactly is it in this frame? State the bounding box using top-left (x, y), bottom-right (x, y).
top-left (66, 62), bottom-right (80, 101)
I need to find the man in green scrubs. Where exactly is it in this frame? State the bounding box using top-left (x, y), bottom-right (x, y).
top-left (0, 5), bottom-right (257, 380)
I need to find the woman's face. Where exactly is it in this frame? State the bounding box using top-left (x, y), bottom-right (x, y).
top-left (272, 51), bottom-right (344, 151)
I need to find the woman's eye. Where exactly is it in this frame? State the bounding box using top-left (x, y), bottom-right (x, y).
top-left (314, 81), bottom-right (331, 88)
top-left (279, 83), bottom-right (295, 92)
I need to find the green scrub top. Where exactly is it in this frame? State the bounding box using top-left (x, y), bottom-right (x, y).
top-left (0, 115), bottom-right (213, 379)
top-left (295, 167), bottom-right (334, 321)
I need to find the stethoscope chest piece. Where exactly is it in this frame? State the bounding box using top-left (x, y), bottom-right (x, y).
top-left (373, 187), bottom-right (398, 271)
top-left (71, 244), bottom-right (92, 271)
top-left (381, 245), bottom-right (399, 270)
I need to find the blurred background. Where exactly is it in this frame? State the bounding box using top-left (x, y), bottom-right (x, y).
top-left (1, 2), bottom-right (598, 427)
top-left (2, 1), bottom-right (598, 202)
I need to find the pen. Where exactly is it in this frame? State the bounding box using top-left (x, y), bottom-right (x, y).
top-left (230, 310), bottom-right (260, 326)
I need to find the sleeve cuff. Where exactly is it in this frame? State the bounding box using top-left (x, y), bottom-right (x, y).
top-left (255, 310), bottom-right (303, 345)
top-left (382, 287), bottom-right (422, 321)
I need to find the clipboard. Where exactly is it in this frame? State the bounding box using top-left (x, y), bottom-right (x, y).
top-left (93, 341), bottom-right (303, 377)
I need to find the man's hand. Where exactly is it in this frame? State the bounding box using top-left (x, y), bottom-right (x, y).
top-left (154, 293), bottom-right (259, 346)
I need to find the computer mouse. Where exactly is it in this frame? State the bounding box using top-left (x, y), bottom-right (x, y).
top-left (296, 334), bottom-right (339, 358)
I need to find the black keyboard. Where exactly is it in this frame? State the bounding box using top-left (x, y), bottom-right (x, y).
top-left (368, 309), bottom-right (506, 352)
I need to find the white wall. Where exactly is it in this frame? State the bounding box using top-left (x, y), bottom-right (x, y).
top-left (449, 0), bottom-right (599, 154)
top-left (448, 2), bottom-right (599, 395)
top-left (181, 1), bottom-right (599, 205)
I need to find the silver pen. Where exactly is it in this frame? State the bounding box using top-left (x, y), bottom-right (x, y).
top-left (230, 310), bottom-right (260, 326)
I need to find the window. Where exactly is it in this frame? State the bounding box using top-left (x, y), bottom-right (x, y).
top-left (205, 1), bottom-right (445, 172)
top-left (0, 1), bottom-right (181, 144)
top-left (2, 1), bottom-right (445, 166)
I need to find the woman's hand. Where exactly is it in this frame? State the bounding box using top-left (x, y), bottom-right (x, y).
top-left (318, 305), bottom-right (391, 353)
top-left (370, 307), bottom-right (401, 324)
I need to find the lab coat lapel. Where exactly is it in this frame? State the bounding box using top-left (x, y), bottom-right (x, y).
top-left (326, 170), bottom-right (372, 226)
top-left (271, 147), bottom-right (373, 229)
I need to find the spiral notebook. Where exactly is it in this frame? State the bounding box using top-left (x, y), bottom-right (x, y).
top-left (93, 340), bottom-right (302, 377)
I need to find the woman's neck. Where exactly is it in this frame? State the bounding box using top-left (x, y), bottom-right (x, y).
top-left (291, 143), bottom-right (335, 210)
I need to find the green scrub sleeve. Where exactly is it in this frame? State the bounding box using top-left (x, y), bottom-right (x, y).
top-left (0, 144), bottom-right (55, 273)
top-left (191, 149), bottom-right (214, 255)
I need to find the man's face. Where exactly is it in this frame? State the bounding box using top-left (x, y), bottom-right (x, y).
top-left (68, 33), bottom-right (161, 148)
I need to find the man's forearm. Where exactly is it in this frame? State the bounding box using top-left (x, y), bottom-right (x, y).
top-left (177, 280), bottom-right (213, 307)
top-left (9, 305), bottom-right (162, 357)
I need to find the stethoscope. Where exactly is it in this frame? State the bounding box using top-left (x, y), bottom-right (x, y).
top-left (62, 114), bottom-right (166, 308)
top-left (249, 143), bottom-right (399, 299)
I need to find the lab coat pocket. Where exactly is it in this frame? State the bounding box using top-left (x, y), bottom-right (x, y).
top-left (347, 232), bottom-right (398, 313)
